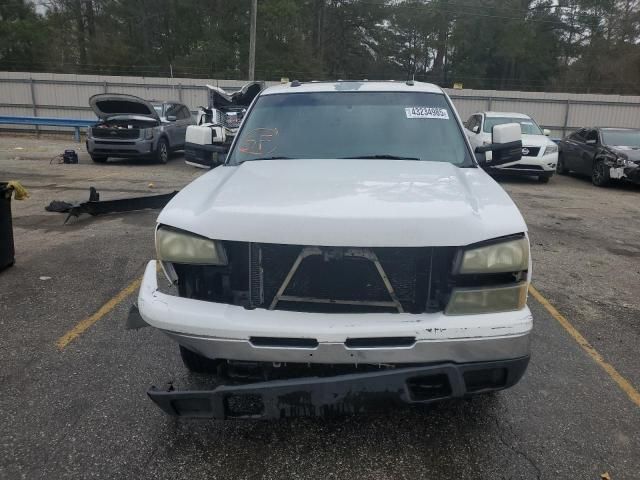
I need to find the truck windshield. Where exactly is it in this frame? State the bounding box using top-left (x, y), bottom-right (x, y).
top-left (483, 117), bottom-right (542, 135)
top-left (227, 91), bottom-right (473, 166)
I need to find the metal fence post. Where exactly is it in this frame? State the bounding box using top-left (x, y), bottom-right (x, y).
top-left (487, 97), bottom-right (493, 110)
top-left (29, 78), bottom-right (39, 136)
top-left (103, 81), bottom-right (108, 93)
top-left (563, 99), bottom-right (571, 137)
top-left (178, 83), bottom-right (183, 102)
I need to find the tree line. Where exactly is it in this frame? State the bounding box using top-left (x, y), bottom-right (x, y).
top-left (1, 0), bottom-right (639, 93)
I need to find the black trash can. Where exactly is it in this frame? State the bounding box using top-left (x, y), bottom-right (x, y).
top-left (0, 182), bottom-right (15, 271)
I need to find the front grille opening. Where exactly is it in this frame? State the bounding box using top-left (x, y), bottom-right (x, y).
top-left (174, 242), bottom-right (458, 314)
top-left (463, 368), bottom-right (508, 392)
top-left (250, 337), bottom-right (318, 348)
top-left (407, 374), bottom-right (452, 400)
top-left (224, 393), bottom-right (264, 417)
top-left (345, 337), bottom-right (416, 348)
top-left (255, 244), bottom-right (456, 314)
top-left (286, 255), bottom-right (390, 302)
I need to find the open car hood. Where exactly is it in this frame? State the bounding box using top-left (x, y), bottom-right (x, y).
top-left (89, 94), bottom-right (160, 121)
top-left (206, 82), bottom-right (263, 109)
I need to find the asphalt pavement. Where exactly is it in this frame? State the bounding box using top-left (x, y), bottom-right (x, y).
top-left (1, 135), bottom-right (638, 479)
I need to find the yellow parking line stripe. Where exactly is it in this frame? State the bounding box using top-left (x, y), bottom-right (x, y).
top-left (529, 284), bottom-right (640, 408)
top-left (56, 275), bottom-right (142, 350)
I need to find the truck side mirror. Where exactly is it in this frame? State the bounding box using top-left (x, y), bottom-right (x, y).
top-left (543, 128), bottom-right (551, 136)
top-left (472, 125), bottom-right (480, 134)
top-left (210, 126), bottom-right (226, 144)
top-left (166, 115), bottom-right (177, 122)
top-left (474, 123), bottom-right (522, 167)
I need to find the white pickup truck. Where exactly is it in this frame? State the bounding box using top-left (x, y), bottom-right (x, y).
top-left (136, 80), bottom-right (533, 419)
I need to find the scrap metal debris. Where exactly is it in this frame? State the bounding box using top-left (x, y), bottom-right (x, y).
top-left (45, 186), bottom-right (178, 223)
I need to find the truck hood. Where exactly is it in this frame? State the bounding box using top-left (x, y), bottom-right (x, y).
top-left (158, 160), bottom-right (527, 247)
top-left (89, 94), bottom-right (160, 121)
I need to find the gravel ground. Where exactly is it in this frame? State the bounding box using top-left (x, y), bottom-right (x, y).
top-left (0, 135), bottom-right (638, 480)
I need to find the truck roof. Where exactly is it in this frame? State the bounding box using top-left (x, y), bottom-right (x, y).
top-left (261, 80), bottom-right (444, 96)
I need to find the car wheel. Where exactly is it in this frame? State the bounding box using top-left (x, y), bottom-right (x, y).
top-left (592, 159), bottom-right (610, 187)
top-left (556, 154), bottom-right (567, 174)
top-left (538, 174), bottom-right (551, 183)
top-left (179, 345), bottom-right (221, 373)
top-left (155, 138), bottom-right (169, 164)
top-left (90, 154), bottom-right (107, 163)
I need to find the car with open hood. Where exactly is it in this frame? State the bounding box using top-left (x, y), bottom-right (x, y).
top-left (86, 94), bottom-right (194, 164)
top-left (134, 80), bottom-right (533, 419)
top-left (465, 111), bottom-right (558, 183)
top-left (557, 127), bottom-right (640, 186)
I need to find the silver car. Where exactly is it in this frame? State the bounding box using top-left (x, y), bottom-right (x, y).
top-left (86, 94), bottom-right (194, 164)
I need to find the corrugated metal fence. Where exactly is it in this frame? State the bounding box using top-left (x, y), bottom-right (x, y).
top-left (2, 71), bottom-right (640, 137)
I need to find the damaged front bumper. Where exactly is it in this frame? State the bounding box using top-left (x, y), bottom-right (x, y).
top-left (609, 163), bottom-right (640, 182)
top-left (137, 261), bottom-right (532, 365)
top-left (148, 357), bottom-right (529, 419)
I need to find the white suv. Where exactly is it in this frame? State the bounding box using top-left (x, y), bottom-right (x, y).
top-left (465, 111), bottom-right (558, 183)
top-left (136, 81), bottom-right (533, 419)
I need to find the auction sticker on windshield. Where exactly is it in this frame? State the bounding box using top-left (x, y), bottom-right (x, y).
top-left (405, 107), bottom-right (449, 119)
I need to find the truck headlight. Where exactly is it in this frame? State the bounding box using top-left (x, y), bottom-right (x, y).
top-left (457, 237), bottom-right (529, 274)
top-left (445, 283), bottom-right (528, 315)
top-left (143, 128), bottom-right (154, 140)
top-left (544, 144), bottom-right (558, 155)
top-left (155, 226), bottom-right (227, 265)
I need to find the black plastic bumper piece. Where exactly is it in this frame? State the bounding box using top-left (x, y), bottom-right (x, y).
top-left (56, 188), bottom-right (178, 223)
top-left (148, 357), bottom-right (529, 419)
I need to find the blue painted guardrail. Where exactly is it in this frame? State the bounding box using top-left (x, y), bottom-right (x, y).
top-left (0, 116), bottom-right (97, 142)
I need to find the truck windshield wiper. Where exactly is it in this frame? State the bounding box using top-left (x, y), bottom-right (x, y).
top-left (339, 154), bottom-right (421, 161)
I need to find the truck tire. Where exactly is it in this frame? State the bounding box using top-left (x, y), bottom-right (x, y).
top-left (90, 154), bottom-right (108, 163)
top-left (179, 345), bottom-right (221, 373)
top-left (155, 137), bottom-right (169, 164)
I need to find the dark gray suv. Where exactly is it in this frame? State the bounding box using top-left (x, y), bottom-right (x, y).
top-left (86, 94), bottom-right (194, 163)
